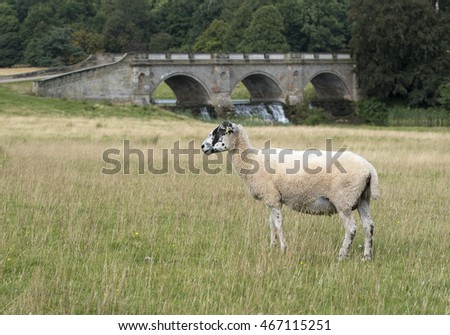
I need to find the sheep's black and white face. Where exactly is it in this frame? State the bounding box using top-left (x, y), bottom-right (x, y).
top-left (201, 121), bottom-right (237, 155)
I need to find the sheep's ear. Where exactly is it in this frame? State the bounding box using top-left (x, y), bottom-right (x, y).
top-left (221, 120), bottom-right (233, 128)
top-left (221, 120), bottom-right (237, 134)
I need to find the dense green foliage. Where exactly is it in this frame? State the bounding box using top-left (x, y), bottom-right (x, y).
top-left (0, 3), bottom-right (21, 66)
top-left (356, 98), bottom-right (389, 126)
top-left (438, 83), bottom-right (450, 108)
top-left (237, 5), bottom-right (289, 52)
top-left (278, 0), bottom-right (350, 52)
top-left (193, 19), bottom-right (230, 52)
top-left (350, 0), bottom-right (450, 107)
top-left (0, 0), bottom-right (449, 107)
top-left (0, 0), bottom-right (352, 60)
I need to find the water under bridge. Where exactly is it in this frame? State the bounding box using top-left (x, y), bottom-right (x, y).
top-left (33, 52), bottom-right (364, 114)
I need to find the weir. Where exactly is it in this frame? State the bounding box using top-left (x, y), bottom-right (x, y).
top-left (234, 103), bottom-right (290, 124)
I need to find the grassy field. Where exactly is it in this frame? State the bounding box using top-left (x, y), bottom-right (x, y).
top-left (0, 82), bottom-right (449, 315)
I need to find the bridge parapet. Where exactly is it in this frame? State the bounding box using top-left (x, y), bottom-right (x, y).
top-left (141, 52), bottom-right (352, 64)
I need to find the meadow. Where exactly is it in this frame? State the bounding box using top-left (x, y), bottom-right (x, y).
top-left (0, 82), bottom-right (449, 314)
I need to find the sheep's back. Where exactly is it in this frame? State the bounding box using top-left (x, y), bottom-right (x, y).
top-left (264, 149), bottom-right (374, 212)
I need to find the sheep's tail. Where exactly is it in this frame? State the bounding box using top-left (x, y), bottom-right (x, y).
top-left (368, 164), bottom-right (380, 200)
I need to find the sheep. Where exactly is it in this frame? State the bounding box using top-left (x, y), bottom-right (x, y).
top-left (201, 121), bottom-right (379, 260)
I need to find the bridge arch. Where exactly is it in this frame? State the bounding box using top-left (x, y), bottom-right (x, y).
top-left (233, 72), bottom-right (284, 103)
top-left (305, 71), bottom-right (352, 100)
top-left (152, 73), bottom-right (211, 105)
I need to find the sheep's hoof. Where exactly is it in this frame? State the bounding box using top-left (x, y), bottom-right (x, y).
top-left (280, 245), bottom-right (288, 253)
top-left (270, 241), bottom-right (277, 248)
top-left (338, 255), bottom-right (348, 261)
top-left (362, 255), bottom-right (372, 262)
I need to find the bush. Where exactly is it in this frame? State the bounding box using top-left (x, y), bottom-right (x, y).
top-left (356, 99), bottom-right (388, 125)
top-left (438, 83), bottom-right (450, 109)
top-left (303, 108), bottom-right (327, 125)
top-left (303, 83), bottom-right (317, 103)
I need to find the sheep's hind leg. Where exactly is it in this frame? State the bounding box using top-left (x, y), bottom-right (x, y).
top-left (269, 211), bottom-right (277, 248)
top-left (357, 200), bottom-right (374, 261)
top-left (338, 209), bottom-right (357, 260)
top-left (270, 207), bottom-right (287, 252)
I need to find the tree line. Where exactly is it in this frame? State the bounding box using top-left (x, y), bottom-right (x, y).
top-left (0, 0), bottom-right (449, 107)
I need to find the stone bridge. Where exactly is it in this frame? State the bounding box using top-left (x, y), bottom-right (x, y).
top-left (33, 52), bottom-right (364, 113)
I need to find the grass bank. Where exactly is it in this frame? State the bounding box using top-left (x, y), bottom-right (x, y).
top-left (0, 81), bottom-right (186, 120)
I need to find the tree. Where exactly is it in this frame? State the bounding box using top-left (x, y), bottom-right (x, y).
top-left (19, 3), bottom-right (56, 46)
top-left (0, 3), bottom-right (22, 66)
top-left (0, 0), bottom-right (356, 65)
top-left (193, 19), bottom-right (230, 52)
top-left (438, 83), bottom-right (450, 108)
top-left (223, 0), bottom-right (253, 51)
top-left (101, 0), bottom-right (152, 52)
top-left (278, 0), bottom-right (349, 52)
top-left (56, 0), bottom-right (96, 25)
top-left (149, 32), bottom-right (173, 52)
top-left (153, 0), bottom-right (223, 51)
top-left (184, 0), bottom-right (224, 49)
top-left (431, 0), bottom-right (450, 11)
top-left (238, 5), bottom-right (290, 52)
top-left (276, 0), bottom-right (306, 51)
top-left (103, 11), bottom-right (144, 52)
top-left (23, 27), bottom-right (84, 66)
top-left (350, 0), bottom-right (450, 106)
top-left (72, 29), bottom-right (104, 55)
top-left (9, 0), bottom-right (44, 22)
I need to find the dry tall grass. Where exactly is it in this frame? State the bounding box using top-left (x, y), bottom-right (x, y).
top-left (0, 68), bottom-right (46, 76)
top-left (1, 115), bottom-right (449, 314)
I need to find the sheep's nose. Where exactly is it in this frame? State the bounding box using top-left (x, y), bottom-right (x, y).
top-left (202, 142), bottom-right (213, 155)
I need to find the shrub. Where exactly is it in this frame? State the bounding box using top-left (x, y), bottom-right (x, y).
top-left (356, 99), bottom-right (388, 125)
top-left (438, 83), bottom-right (450, 109)
top-left (303, 108), bottom-right (327, 126)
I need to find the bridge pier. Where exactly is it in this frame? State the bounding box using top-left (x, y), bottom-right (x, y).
top-left (210, 93), bottom-right (233, 114)
top-left (132, 94), bottom-right (150, 106)
top-left (286, 95), bottom-right (303, 106)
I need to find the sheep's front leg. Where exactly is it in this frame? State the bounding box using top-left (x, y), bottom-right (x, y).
top-left (269, 207), bottom-right (287, 252)
top-left (338, 209), bottom-right (357, 260)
